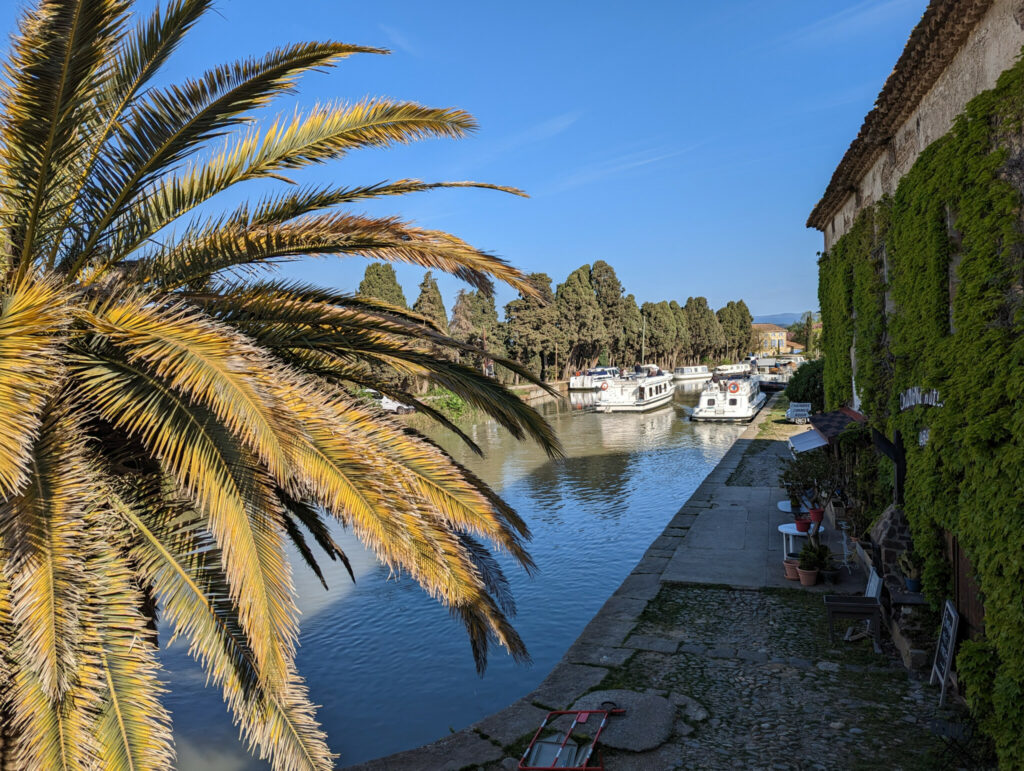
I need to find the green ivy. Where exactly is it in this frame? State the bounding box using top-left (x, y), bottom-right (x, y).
top-left (817, 51), bottom-right (1024, 766)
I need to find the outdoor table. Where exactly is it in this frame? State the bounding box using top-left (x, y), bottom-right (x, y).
top-left (778, 522), bottom-right (824, 555)
top-left (777, 500), bottom-right (808, 515)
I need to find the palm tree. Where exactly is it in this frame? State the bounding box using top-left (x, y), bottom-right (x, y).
top-left (0, 2), bottom-right (560, 769)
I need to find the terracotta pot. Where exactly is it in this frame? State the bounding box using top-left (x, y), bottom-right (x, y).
top-left (794, 518), bottom-right (811, 533)
top-left (808, 508), bottom-right (824, 523)
top-left (783, 558), bottom-right (800, 580)
top-left (797, 567), bottom-right (819, 586)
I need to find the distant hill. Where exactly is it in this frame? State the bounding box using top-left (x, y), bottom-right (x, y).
top-left (752, 313), bottom-right (803, 327)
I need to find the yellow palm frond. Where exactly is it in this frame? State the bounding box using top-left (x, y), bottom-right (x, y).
top-left (82, 295), bottom-right (296, 482)
top-left (70, 352), bottom-right (297, 687)
top-left (0, 409), bottom-right (106, 769)
top-left (116, 483), bottom-right (332, 770)
top-left (70, 40), bottom-right (385, 278)
top-left (0, 0), bottom-right (129, 275)
top-left (0, 277), bottom-right (69, 497)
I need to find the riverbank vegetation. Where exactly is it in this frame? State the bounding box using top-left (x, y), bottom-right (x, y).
top-left (0, 2), bottom-right (560, 769)
top-left (359, 260), bottom-right (757, 382)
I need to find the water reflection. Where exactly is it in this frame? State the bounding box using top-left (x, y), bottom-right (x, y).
top-left (167, 391), bottom-right (744, 769)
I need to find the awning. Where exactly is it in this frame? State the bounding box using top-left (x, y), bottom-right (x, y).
top-left (789, 429), bottom-right (828, 454)
top-left (809, 408), bottom-right (866, 441)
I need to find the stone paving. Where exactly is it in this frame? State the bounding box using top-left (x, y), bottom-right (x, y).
top-left (343, 396), bottom-right (958, 771)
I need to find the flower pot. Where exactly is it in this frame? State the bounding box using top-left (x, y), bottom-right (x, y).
top-left (794, 518), bottom-right (811, 533)
top-left (797, 567), bottom-right (819, 586)
top-left (808, 508), bottom-right (824, 523)
top-left (783, 558), bottom-right (800, 580)
top-left (904, 577), bottom-right (922, 593)
top-left (821, 568), bottom-right (839, 584)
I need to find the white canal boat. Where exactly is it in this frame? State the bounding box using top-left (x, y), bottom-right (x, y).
top-left (752, 358), bottom-right (795, 392)
top-left (672, 364), bottom-right (711, 382)
top-left (594, 366), bottom-right (675, 413)
top-left (568, 366), bottom-right (620, 391)
top-left (690, 376), bottom-right (767, 422)
top-left (714, 362), bottom-right (754, 378)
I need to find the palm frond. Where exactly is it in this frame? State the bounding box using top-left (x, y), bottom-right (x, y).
top-left (0, 409), bottom-right (106, 769)
top-left (82, 504), bottom-right (173, 771)
top-left (275, 487), bottom-right (354, 586)
top-left (69, 351), bottom-right (298, 687)
top-left (139, 211), bottom-right (537, 297)
top-left (116, 483), bottom-right (332, 770)
top-left (45, 0), bottom-right (215, 268)
top-left (82, 294), bottom-right (296, 482)
top-left (71, 41), bottom-right (386, 277)
top-left (0, 0), bottom-right (129, 275)
top-left (0, 277), bottom-right (69, 497)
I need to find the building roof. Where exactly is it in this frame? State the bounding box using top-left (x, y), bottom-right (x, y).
top-left (752, 323), bottom-right (787, 332)
top-left (809, 407), bottom-right (867, 441)
top-left (806, 0), bottom-right (992, 231)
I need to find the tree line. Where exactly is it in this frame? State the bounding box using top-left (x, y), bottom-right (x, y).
top-left (359, 260), bottom-right (755, 382)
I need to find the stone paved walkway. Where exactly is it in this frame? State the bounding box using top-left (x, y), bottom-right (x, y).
top-left (343, 396), bottom-right (953, 771)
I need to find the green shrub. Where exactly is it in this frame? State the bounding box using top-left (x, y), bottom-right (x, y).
top-left (785, 358), bottom-right (825, 412)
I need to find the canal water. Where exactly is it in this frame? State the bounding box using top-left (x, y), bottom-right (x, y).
top-left (163, 385), bottom-right (745, 769)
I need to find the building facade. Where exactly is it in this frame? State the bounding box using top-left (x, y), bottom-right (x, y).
top-left (751, 323), bottom-right (789, 354)
top-left (809, 1), bottom-right (1024, 762)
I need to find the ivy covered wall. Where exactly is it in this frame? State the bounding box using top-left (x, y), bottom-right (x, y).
top-left (817, 55), bottom-right (1024, 765)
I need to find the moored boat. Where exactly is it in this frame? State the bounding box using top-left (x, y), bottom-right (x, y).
top-left (672, 364), bottom-right (711, 382)
top-left (568, 366), bottom-right (620, 391)
top-left (752, 357), bottom-right (795, 392)
top-left (713, 362), bottom-right (753, 378)
top-left (594, 366), bottom-right (674, 412)
top-left (690, 375), bottom-right (766, 422)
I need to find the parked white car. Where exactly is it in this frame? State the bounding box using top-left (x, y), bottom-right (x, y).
top-left (786, 402), bottom-right (812, 424)
top-left (364, 389), bottom-right (413, 414)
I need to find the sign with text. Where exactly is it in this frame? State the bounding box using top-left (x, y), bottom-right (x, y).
top-left (930, 599), bottom-right (959, 706)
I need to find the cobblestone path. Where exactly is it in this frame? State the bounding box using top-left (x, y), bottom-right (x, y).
top-left (580, 584), bottom-right (947, 770)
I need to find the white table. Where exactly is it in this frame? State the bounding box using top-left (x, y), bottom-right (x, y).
top-left (778, 522), bottom-right (824, 555)
top-left (777, 500), bottom-right (808, 515)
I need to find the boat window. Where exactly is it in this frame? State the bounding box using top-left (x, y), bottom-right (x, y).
top-left (707, 398), bottom-right (715, 406)
top-left (729, 398), bottom-right (737, 406)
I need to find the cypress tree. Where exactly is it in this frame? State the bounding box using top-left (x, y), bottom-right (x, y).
top-left (412, 271), bottom-right (449, 333)
top-left (505, 273), bottom-right (563, 381)
top-left (555, 265), bottom-right (608, 376)
top-left (359, 262), bottom-right (408, 307)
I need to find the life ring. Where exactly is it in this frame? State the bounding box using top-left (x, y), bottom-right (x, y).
top-left (600, 381), bottom-right (609, 391)
top-left (728, 381), bottom-right (740, 394)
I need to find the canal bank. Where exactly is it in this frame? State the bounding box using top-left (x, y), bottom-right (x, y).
top-left (344, 396), bottom-right (949, 770)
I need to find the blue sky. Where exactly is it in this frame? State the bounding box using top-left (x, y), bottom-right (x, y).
top-left (3, 0), bottom-right (929, 317)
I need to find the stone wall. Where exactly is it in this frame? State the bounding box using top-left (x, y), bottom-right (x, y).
top-left (822, 0), bottom-right (1024, 249)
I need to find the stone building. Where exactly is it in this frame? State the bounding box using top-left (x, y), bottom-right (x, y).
top-left (808, 0), bottom-right (1024, 763)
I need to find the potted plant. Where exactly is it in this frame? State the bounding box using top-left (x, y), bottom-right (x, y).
top-left (783, 552), bottom-right (801, 580)
top-left (797, 542), bottom-right (829, 586)
top-left (897, 550), bottom-right (923, 592)
top-left (820, 553), bottom-right (840, 584)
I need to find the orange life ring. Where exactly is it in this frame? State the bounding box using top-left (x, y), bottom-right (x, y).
top-left (728, 381), bottom-right (740, 394)
top-left (600, 381), bottom-right (609, 391)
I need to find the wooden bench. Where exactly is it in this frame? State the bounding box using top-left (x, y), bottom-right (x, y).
top-left (824, 568), bottom-right (883, 652)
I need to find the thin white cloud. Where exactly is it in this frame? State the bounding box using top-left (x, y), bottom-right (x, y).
top-left (379, 24), bottom-right (421, 58)
top-left (492, 111), bottom-right (583, 154)
top-left (453, 111), bottom-right (582, 173)
top-left (772, 0), bottom-right (924, 50)
top-left (547, 141), bottom-right (707, 194)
